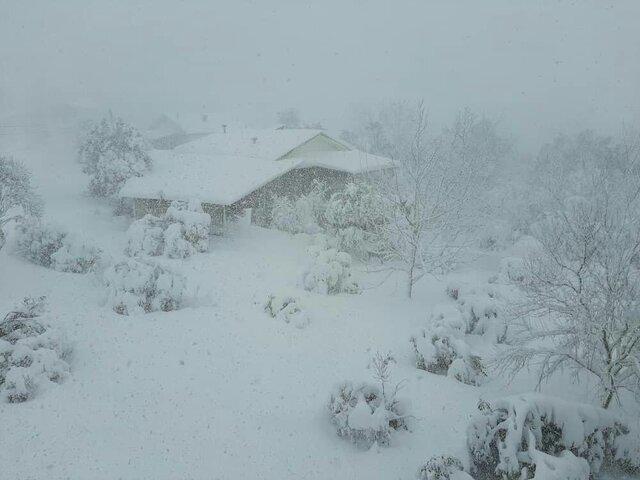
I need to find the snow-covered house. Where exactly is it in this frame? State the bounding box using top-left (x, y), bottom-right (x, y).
top-left (120, 128), bottom-right (394, 229)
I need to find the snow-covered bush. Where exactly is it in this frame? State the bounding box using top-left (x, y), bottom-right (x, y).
top-left (0, 155), bottom-right (43, 219)
top-left (264, 293), bottom-right (310, 328)
top-left (0, 297), bottom-right (71, 403)
top-left (613, 427), bottom-right (640, 475)
top-left (14, 218), bottom-right (65, 268)
top-left (467, 394), bottom-right (630, 479)
top-left (417, 455), bottom-right (473, 480)
top-left (125, 214), bottom-right (165, 257)
top-left (449, 284), bottom-right (507, 344)
top-left (50, 233), bottom-right (103, 273)
top-left (15, 219), bottom-right (101, 273)
top-left (78, 115), bottom-right (151, 198)
top-left (498, 256), bottom-right (527, 284)
top-left (328, 354), bottom-right (409, 448)
top-left (271, 183), bottom-right (326, 235)
top-left (103, 259), bottom-right (187, 315)
top-left (165, 200), bottom-right (210, 254)
top-left (411, 326), bottom-right (486, 386)
top-left (302, 237), bottom-right (360, 295)
top-left (324, 181), bottom-right (385, 259)
top-left (124, 201), bottom-right (210, 258)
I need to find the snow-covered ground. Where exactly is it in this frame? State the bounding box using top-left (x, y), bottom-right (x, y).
top-left (1, 135), bottom-right (637, 479)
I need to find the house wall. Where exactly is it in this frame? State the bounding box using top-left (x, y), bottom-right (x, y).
top-left (238, 166), bottom-right (354, 226)
top-left (133, 198), bottom-right (172, 218)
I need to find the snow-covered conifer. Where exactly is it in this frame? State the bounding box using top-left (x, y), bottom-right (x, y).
top-left (78, 115), bottom-right (151, 198)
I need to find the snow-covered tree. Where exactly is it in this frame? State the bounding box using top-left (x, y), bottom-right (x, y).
top-left (377, 104), bottom-right (502, 297)
top-left (0, 155), bottom-right (42, 219)
top-left (501, 171), bottom-right (640, 409)
top-left (324, 181), bottom-right (386, 259)
top-left (78, 114), bottom-right (151, 198)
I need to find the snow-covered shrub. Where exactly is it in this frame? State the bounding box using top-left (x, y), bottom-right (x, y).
top-left (302, 237), bottom-right (360, 295)
top-left (0, 155), bottom-right (43, 219)
top-left (15, 219), bottom-right (101, 273)
top-left (271, 196), bottom-right (300, 233)
top-left (447, 357), bottom-right (486, 387)
top-left (271, 183), bottom-right (326, 235)
top-left (452, 286), bottom-right (507, 344)
top-left (417, 455), bottom-right (473, 480)
top-left (124, 201), bottom-right (210, 258)
top-left (163, 222), bottom-right (195, 259)
top-left (324, 182), bottom-right (385, 259)
top-left (498, 256), bottom-right (527, 284)
top-left (329, 352), bottom-right (409, 449)
top-left (411, 326), bottom-right (485, 386)
top-left (0, 297), bottom-right (71, 403)
top-left (613, 427), bottom-right (640, 475)
top-left (78, 115), bottom-right (151, 198)
top-left (125, 214), bottom-right (165, 257)
top-left (467, 394), bottom-right (629, 479)
top-left (165, 200), bottom-right (210, 254)
top-left (103, 259), bottom-right (187, 315)
top-left (264, 293), bottom-right (310, 328)
top-left (50, 233), bottom-right (102, 273)
top-left (15, 218), bottom-right (66, 268)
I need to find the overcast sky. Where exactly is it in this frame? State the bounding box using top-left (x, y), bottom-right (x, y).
top-left (1, 0), bottom-right (639, 150)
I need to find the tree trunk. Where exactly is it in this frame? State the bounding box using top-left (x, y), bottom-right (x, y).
top-left (407, 242), bottom-right (417, 299)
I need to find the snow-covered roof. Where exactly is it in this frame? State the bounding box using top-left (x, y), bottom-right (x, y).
top-left (175, 128), bottom-right (326, 160)
top-left (120, 129), bottom-right (394, 205)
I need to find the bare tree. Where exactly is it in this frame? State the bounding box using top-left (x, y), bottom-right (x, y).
top-left (502, 162), bottom-right (640, 408)
top-left (376, 104), bottom-right (502, 297)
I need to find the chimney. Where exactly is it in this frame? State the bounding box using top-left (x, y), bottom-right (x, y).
top-left (222, 124), bottom-right (227, 134)
top-left (251, 136), bottom-right (258, 144)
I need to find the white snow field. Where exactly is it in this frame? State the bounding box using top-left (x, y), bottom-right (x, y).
top-left (1, 136), bottom-right (637, 480)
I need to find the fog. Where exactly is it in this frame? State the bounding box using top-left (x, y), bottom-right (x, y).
top-left (2, 0), bottom-right (639, 151)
